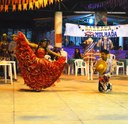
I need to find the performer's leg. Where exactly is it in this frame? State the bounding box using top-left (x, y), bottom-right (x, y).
top-left (106, 82), bottom-right (112, 92)
top-left (98, 81), bottom-right (104, 92)
top-left (104, 76), bottom-right (112, 92)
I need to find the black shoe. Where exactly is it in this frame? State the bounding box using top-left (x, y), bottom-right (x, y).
top-left (105, 83), bottom-right (112, 93)
top-left (7, 76), bottom-right (10, 79)
top-left (107, 83), bottom-right (112, 90)
top-left (13, 78), bottom-right (17, 81)
top-left (98, 82), bottom-right (104, 92)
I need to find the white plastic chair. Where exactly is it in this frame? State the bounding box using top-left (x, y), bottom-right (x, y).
top-left (74, 59), bottom-right (86, 76)
top-left (0, 61), bottom-right (13, 84)
top-left (108, 54), bottom-right (116, 74)
top-left (116, 61), bottom-right (124, 75)
top-left (126, 65), bottom-right (128, 75)
top-left (60, 49), bottom-right (68, 63)
top-left (109, 54), bottom-right (116, 60)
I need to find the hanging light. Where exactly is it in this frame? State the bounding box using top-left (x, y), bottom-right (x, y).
top-left (0, 0), bottom-right (62, 12)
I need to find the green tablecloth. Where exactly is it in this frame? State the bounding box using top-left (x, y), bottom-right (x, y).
top-left (67, 59), bottom-right (76, 64)
top-left (68, 59), bottom-right (85, 64)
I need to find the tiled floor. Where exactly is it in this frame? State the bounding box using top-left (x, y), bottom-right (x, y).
top-left (0, 74), bottom-right (128, 124)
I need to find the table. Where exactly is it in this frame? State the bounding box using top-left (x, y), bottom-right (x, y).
top-left (0, 61), bottom-right (13, 84)
top-left (4, 61), bottom-right (17, 80)
top-left (0, 60), bottom-right (17, 83)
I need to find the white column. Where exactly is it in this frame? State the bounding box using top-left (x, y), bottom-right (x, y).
top-left (119, 37), bottom-right (123, 49)
top-left (55, 11), bottom-right (62, 48)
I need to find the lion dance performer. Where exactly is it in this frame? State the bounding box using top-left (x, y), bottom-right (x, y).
top-left (94, 49), bottom-right (112, 93)
top-left (16, 32), bottom-right (66, 91)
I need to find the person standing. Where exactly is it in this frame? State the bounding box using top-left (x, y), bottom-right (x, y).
top-left (0, 33), bottom-right (10, 77)
top-left (8, 34), bottom-right (18, 74)
top-left (8, 34), bottom-right (17, 61)
top-left (97, 36), bottom-right (113, 52)
top-left (1, 33), bottom-right (10, 60)
top-left (82, 37), bottom-right (94, 51)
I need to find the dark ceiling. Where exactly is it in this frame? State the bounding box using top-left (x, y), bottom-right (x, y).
top-left (0, 0), bottom-right (128, 28)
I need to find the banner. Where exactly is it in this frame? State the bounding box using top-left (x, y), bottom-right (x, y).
top-left (64, 23), bottom-right (128, 37)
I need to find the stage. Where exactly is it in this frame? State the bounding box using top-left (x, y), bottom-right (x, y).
top-left (0, 74), bottom-right (128, 124)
